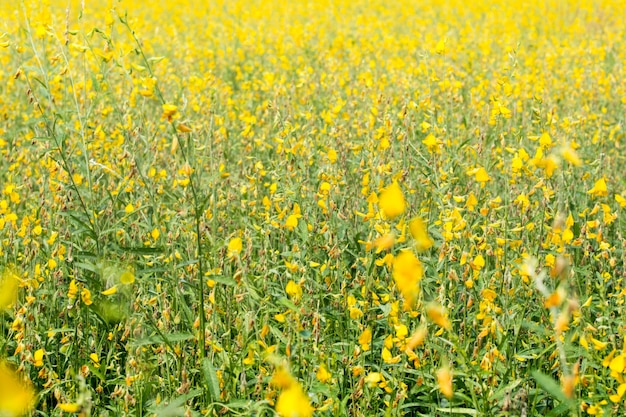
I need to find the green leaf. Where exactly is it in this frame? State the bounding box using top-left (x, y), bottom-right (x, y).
top-left (545, 401), bottom-right (572, 417)
top-left (175, 259), bottom-right (199, 269)
top-left (202, 357), bottom-right (221, 403)
top-left (489, 379), bottom-right (523, 401)
top-left (277, 297), bottom-right (298, 311)
top-left (434, 408), bottom-right (478, 416)
top-left (73, 262), bottom-right (97, 273)
top-left (86, 363), bottom-right (106, 382)
top-left (211, 275), bottom-right (237, 286)
top-left (150, 389), bottom-right (202, 417)
top-left (531, 370), bottom-right (572, 406)
top-left (223, 400), bottom-right (250, 409)
top-left (130, 332), bottom-right (195, 347)
top-left (119, 246), bottom-right (165, 254)
top-left (44, 327), bottom-right (74, 335)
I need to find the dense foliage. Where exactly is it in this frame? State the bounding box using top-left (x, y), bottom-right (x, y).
top-left (0, 0), bottom-right (625, 416)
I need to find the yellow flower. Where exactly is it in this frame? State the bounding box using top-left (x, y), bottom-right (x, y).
top-left (466, 193), bottom-right (478, 211)
top-left (392, 250), bottom-right (423, 307)
top-left (227, 237), bottom-right (243, 258)
top-left (316, 365), bottom-right (331, 383)
top-left (539, 132), bottom-right (553, 149)
top-left (327, 148), bottom-right (337, 163)
top-left (101, 286), bottom-right (118, 296)
top-left (405, 325), bottom-right (428, 351)
top-left (609, 354), bottom-right (626, 373)
top-left (409, 217), bottom-right (433, 251)
top-left (382, 347), bottom-right (401, 364)
top-left (590, 337), bottom-right (607, 351)
top-left (33, 349), bottom-right (44, 367)
top-left (588, 178), bottom-right (608, 197)
top-left (562, 361), bottom-right (579, 399)
top-left (474, 167), bottom-right (490, 185)
top-left (0, 360), bottom-right (35, 416)
top-left (471, 254), bottom-right (485, 271)
top-left (119, 271), bottom-right (135, 285)
top-left (394, 324), bottom-right (408, 340)
top-left (481, 288), bottom-right (497, 302)
top-left (176, 123), bottom-right (193, 133)
top-left (285, 204), bottom-right (303, 231)
top-left (275, 382), bottom-right (314, 417)
top-left (349, 307), bottom-right (363, 319)
top-left (434, 37), bottom-right (446, 54)
top-left (0, 269), bottom-right (19, 309)
top-left (162, 103), bottom-right (178, 120)
top-left (609, 383), bottom-right (626, 403)
top-left (67, 279), bottom-right (78, 299)
top-left (585, 403), bottom-right (604, 415)
top-left (81, 287), bottom-right (93, 306)
top-left (436, 366), bottom-right (454, 399)
top-left (426, 303), bottom-right (451, 330)
top-left (89, 353), bottom-right (100, 368)
top-left (422, 133), bottom-right (439, 153)
top-left (57, 403), bottom-right (81, 413)
top-left (285, 214), bottom-right (299, 231)
top-left (378, 182), bottom-right (406, 219)
top-left (271, 367), bottom-right (296, 389)
top-left (358, 327), bottom-right (372, 351)
top-left (285, 280), bottom-right (303, 301)
top-left (364, 371), bottom-right (383, 387)
top-left (554, 310), bottom-right (570, 334)
top-left (373, 233), bottom-right (395, 253)
top-left (562, 228), bottom-right (574, 243)
top-left (544, 288), bottom-right (565, 309)
top-left (561, 143), bottom-right (582, 166)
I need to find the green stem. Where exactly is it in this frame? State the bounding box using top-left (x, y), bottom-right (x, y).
top-left (119, 14), bottom-right (207, 361)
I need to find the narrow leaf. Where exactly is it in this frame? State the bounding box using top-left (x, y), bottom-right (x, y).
top-left (531, 370), bottom-right (571, 405)
top-left (202, 357), bottom-right (221, 403)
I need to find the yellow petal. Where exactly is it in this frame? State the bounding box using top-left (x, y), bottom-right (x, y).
top-left (591, 337), bottom-right (607, 350)
top-left (358, 328), bottom-right (372, 349)
top-left (177, 123), bottom-right (193, 133)
top-left (58, 403), bottom-right (81, 413)
top-left (227, 237), bottom-right (243, 256)
top-left (275, 383), bottom-right (314, 417)
top-left (373, 233), bottom-right (395, 253)
top-left (285, 280), bottom-right (302, 301)
top-left (426, 303), bottom-right (451, 330)
top-left (405, 326), bottom-right (428, 351)
top-left (0, 270), bottom-right (19, 309)
top-left (101, 286), bottom-right (118, 296)
top-left (364, 372), bottom-right (382, 386)
top-left (378, 182), bottom-right (406, 219)
top-left (316, 365), bottom-right (332, 383)
top-left (119, 271), bottom-right (135, 285)
top-left (609, 355), bottom-right (625, 373)
top-left (475, 167), bottom-right (490, 183)
top-left (409, 217), bottom-right (434, 251)
top-left (33, 349), bottom-right (44, 367)
top-left (0, 361), bottom-right (36, 414)
top-left (437, 367), bottom-right (454, 399)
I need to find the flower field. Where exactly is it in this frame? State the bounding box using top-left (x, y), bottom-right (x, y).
top-left (1, 0), bottom-right (625, 415)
